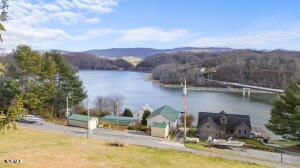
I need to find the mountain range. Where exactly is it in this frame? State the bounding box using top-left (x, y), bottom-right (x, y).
top-left (54, 47), bottom-right (232, 59)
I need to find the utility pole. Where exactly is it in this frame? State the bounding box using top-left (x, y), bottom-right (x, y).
top-left (115, 101), bottom-right (119, 129)
top-left (65, 93), bottom-right (70, 135)
top-left (183, 78), bottom-right (187, 140)
top-left (87, 98), bottom-right (90, 139)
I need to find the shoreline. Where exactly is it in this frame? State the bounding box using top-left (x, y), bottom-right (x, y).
top-left (146, 76), bottom-right (276, 94)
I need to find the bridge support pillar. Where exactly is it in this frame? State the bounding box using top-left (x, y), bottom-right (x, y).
top-left (242, 88), bottom-right (251, 98)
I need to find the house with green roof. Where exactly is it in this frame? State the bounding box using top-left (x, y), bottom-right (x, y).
top-left (146, 105), bottom-right (179, 131)
top-left (68, 113), bottom-right (98, 129)
top-left (99, 115), bottom-right (139, 126)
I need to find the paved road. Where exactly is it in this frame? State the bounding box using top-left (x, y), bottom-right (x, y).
top-left (19, 121), bottom-right (300, 168)
top-left (173, 128), bottom-right (184, 142)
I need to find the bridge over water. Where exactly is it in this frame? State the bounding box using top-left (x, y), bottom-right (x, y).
top-left (200, 76), bottom-right (283, 97)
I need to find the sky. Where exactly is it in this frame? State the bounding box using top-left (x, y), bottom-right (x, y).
top-left (2, 0), bottom-right (300, 52)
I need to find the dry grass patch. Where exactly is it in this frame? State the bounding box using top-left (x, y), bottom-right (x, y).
top-left (0, 128), bottom-right (267, 168)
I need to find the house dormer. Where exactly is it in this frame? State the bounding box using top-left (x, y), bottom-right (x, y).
top-left (220, 116), bottom-right (227, 124)
top-left (219, 111), bottom-right (227, 124)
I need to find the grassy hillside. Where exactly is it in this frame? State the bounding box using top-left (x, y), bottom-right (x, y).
top-left (0, 128), bottom-right (266, 168)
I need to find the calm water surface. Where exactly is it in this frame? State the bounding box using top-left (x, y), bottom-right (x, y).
top-left (78, 70), bottom-right (276, 129)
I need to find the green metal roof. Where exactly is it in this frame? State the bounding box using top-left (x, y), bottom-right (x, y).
top-left (152, 122), bottom-right (167, 128)
top-left (99, 115), bottom-right (138, 126)
top-left (146, 105), bottom-right (179, 122)
top-left (69, 114), bottom-right (90, 122)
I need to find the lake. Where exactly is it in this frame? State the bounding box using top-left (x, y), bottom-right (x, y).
top-left (78, 70), bottom-right (276, 132)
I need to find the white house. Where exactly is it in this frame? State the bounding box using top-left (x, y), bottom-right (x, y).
top-left (151, 122), bottom-right (169, 138)
top-left (146, 105), bottom-right (179, 131)
top-left (68, 113), bottom-right (98, 130)
top-left (133, 104), bottom-right (153, 121)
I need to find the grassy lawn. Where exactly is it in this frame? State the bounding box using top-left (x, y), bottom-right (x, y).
top-left (185, 142), bottom-right (237, 156)
top-left (0, 128), bottom-right (267, 168)
top-left (271, 140), bottom-right (300, 151)
top-left (271, 140), bottom-right (300, 147)
top-left (234, 138), bottom-right (280, 153)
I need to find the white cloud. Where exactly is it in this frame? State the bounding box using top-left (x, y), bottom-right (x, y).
top-left (188, 16), bottom-right (300, 49)
top-left (1, 0), bottom-right (119, 51)
top-left (188, 30), bottom-right (300, 48)
top-left (117, 27), bottom-right (188, 43)
top-left (71, 0), bottom-right (119, 13)
top-left (73, 27), bottom-right (189, 43)
top-left (86, 18), bottom-right (101, 24)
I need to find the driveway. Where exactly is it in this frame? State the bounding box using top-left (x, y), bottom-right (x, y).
top-left (19, 121), bottom-right (300, 168)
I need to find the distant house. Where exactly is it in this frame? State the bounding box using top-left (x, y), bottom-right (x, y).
top-left (151, 122), bottom-right (169, 138)
top-left (197, 111), bottom-right (251, 138)
top-left (133, 104), bottom-right (153, 121)
top-left (146, 105), bottom-right (179, 131)
top-left (99, 115), bottom-right (139, 130)
top-left (68, 114), bottom-right (98, 130)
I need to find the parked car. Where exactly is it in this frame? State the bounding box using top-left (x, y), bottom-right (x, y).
top-left (21, 115), bottom-right (42, 124)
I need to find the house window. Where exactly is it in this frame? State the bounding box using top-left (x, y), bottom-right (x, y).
top-left (206, 125), bottom-right (210, 128)
top-left (244, 130), bottom-right (247, 134)
top-left (238, 129), bottom-right (241, 134)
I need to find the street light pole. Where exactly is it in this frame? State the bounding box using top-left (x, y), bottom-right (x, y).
top-left (183, 78), bottom-right (187, 140)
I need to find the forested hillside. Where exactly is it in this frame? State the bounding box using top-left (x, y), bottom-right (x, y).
top-left (147, 50), bottom-right (300, 89)
top-left (64, 52), bottom-right (135, 70)
top-left (85, 47), bottom-right (231, 58)
top-left (136, 51), bottom-right (220, 71)
top-left (15, 48), bottom-right (300, 89)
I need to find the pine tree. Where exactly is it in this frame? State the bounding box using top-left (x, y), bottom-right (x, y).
top-left (266, 79), bottom-right (300, 140)
top-left (47, 51), bottom-right (87, 117)
top-left (142, 110), bottom-right (151, 125)
top-left (123, 108), bottom-right (133, 117)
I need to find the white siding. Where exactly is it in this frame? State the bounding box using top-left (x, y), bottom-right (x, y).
top-left (147, 114), bottom-right (177, 130)
top-left (151, 125), bottom-right (169, 138)
top-left (68, 117), bottom-right (98, 129)
top-left (69, 120), bottom-right (87, 128)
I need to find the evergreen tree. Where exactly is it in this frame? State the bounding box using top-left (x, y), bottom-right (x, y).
top-left (123, 108), bottom-right (133, 117)
top-left (7, 47), bottom-right (86, 118)
top-left (0, 80), bottom-right (19, 112)
top-left (47, 51), bottom-right (87, 117)
top-left (142, 110), bottom-right (151, 125)
top-left (266, 79), bottom-right (300, 140)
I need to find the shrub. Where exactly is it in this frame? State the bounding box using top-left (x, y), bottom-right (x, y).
top-left (180, 114), bottom-right (195, 128)
top-left (128, 125), bottom-right (147, 132)
top-left (128, 125), bottom-right (137, 130)
top-left (169, 129), bottom-right (177, 139)
top-left (187, 127), bottom-right (198, 137)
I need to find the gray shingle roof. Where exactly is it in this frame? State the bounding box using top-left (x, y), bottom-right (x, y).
top-left (197, 111), bottom-right (251, 129)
